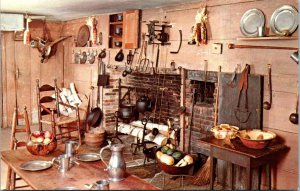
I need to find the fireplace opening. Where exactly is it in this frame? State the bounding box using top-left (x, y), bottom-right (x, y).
top-left (191, 80), bottom-right (215, 105)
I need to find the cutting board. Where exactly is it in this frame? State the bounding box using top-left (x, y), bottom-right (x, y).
top-left (218, 72), bottom-right (263, 130)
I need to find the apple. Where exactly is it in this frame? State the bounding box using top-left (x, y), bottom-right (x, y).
top-left (44, 131), bottom-right (52, 139)
top-left (43, 138), bottom-right (51, 145)
top-left (32, 131), bottom-right (41, 138)
top-left (36, 136), bottom-right (44, 143)
top-left (31, 136), bottom-right (37, 142)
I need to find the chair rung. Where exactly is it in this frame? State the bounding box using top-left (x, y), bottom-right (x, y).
top-left (15, 185), bottom-right (30, 189)
top-left (15, 129), bottom-right (27, 133)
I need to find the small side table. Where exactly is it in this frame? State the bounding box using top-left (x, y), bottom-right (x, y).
top-left (200, 137), bottom-right (287, 190)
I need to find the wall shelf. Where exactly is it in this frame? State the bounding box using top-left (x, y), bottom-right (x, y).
top-left (237, 36), bottom-right (298, 41)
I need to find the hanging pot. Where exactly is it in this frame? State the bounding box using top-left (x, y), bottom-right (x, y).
top-left (118, 104), bottom-right (136, 119)
top-left (115, 49), bottom-right (124, 62)
top-left (136, 95), bottom-right (150, 113)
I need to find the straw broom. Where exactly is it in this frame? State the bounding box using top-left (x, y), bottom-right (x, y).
top-left (192, 66), bottom-right (221, 186)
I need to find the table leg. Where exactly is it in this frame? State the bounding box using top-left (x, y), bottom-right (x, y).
top-left (258, 166), bottom-right (262, 190)
top-left (246, 167), bottom-right (252, 190)
top-left (6, 167), bottom-right (12, 190)
top-left (210, 156), bottom-right (216, 190)
top-left (231, 163), bottom-right (234, 190)
top-left (266, 164), bottom-right (271, 190)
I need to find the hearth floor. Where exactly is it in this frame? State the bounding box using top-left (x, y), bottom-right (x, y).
top-left (1, 125), bottom-right (224, 190)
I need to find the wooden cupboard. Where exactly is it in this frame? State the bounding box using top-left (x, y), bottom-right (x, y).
top-left (109, 9), bottom-right (140, 49)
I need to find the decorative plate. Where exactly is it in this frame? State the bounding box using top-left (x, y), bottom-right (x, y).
top-left (77, 25), bottom-right (90, 47)
top-left (270, 5), bottom-right (298, 36)
top-left (240, 9), bottom-right (265, 37)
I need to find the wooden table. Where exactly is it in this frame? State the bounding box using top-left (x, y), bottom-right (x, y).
top-left (200, 137), bottom-right (287, 190)
top-left (1, 145), bottom-right (160, 190)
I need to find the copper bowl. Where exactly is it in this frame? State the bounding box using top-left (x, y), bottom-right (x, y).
top-left (237, 129), bottom-right (276, 149)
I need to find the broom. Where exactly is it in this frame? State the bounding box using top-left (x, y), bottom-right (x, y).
top-left (192, 65), bottom-right (221, 186)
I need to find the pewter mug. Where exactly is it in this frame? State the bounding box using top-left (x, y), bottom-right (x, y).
top-left (65, 140), bottom-right (79, 157)
top-left (95, 179), bottom-right (110, 190)
top-left (52, 154), bottom-right (70, 173)
top-left (99, 141), bottom-right (126, 181)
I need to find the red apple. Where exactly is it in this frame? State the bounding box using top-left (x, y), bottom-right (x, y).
top-left (32, 131), bottom-right (41, 138)
top-left (44, 131), bottom-right (52, 139)
top-left (36, 136), bottom-right (44, 143)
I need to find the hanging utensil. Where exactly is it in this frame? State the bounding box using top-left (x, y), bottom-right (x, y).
top-left (155, 44), bottom-right (160, 74)
top-left (227, 65), bottom-right (239, 88)
top-left (188, 88), bottom-right (197, 153)
top-left (289, 91), bottom-right (298, 124)
top-left (97, 49), bottom-right (109, 86)
top-left (170, 30), bottom-right (182, 54)
top-left (234, 64), bottom-right (251, 123)
top-left (115, 49), bottom-right (124, 62)
top-left (263, 64), bottom-right (272, 110)
top-left (87, 74), bottom-right (102, 128)
top-left (139, 41), bottom-right (150, 72)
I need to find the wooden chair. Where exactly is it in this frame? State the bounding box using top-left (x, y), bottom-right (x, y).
top-left (36, 79), bottom-right (82, 145)
top-left (6, 106), bottom-right (31, 190)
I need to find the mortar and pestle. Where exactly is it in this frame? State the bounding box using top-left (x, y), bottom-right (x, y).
top-left (289, 91), bottom-right (298, 124)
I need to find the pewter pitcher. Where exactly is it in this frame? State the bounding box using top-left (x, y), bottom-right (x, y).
top-left (99, 141), bottom-right (126, 181)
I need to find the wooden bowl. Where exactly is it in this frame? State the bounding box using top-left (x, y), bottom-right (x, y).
top-left (156, 147), bottom-right (194, 175)
top-left (26, 138), bottom-right (57, 156)
top-left (237, 129), bottom-right (276, 149)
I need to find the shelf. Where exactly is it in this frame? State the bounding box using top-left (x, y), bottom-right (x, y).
top-left (109, 35), bottom-right (122, 40)
top-left (110, 21), bottom-right (123, 25)
top-left (237, 36), bottom-right (298, 41)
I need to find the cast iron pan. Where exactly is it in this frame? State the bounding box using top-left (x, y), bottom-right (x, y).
top-left (87, 107), bottom-right (103, 127)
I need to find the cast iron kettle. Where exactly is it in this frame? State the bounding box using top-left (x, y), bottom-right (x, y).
top-left (136, 95), bottom-right (151, 113)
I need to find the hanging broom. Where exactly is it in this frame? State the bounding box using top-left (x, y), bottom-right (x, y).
top-left (192, 65), bottom-right (221, 186)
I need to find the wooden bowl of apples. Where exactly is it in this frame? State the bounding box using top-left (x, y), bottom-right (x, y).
top-left (26, 130), bottom-right (57, 156)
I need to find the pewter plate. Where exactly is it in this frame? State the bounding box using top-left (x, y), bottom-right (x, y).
top-left (20, 160), bottom-right (52, 171)
top-left (270, 5), bottom-right (298, 36)
top-left (240, 9), bottom-right (265, 37)
top-left (75, 153), bottom-right (102, 162)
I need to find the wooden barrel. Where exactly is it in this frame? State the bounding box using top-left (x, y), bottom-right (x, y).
top-left (84, 129), bottom-right (105, 148)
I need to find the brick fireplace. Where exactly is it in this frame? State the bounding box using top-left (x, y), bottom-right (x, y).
top-left (101, 68), bottom-right (218, 155)
top-left (185, 70), bottom-right (218, 154)
top-left (101, 69), bottom-right (181, 131)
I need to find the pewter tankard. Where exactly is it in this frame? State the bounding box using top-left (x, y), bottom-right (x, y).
top-left (99, 141), bottom-right (126, 181)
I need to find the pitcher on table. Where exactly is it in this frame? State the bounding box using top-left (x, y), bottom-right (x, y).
top-left (100, 140), bottom-right (126, 182)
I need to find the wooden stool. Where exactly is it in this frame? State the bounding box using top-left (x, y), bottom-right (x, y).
top-left (6, 106), bottom-right (31, 190)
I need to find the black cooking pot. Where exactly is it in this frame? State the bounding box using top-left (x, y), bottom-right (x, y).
top-left (136, 95), bottom-right (150, 113)
top-left (117, 104), bottom-right (136, 119)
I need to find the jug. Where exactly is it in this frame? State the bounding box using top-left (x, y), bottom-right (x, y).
top-left (65, 140), bottom-right (79, 157)
top-left (100, 141), bottom-right (126, 181)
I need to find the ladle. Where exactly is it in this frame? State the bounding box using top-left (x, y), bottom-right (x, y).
top-left (263, 64), bottom-right (272, 110)
top-left (289, 91), bottom-right (298, 124)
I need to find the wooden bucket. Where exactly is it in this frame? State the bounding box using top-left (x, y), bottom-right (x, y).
top-left (84, 129), bottom-right (106, 148)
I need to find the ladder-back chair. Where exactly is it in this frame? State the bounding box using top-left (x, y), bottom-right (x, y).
top-left (6, 106), bottom-right (31, 190)
top-left (36, 79), bottom-right (82, 144)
